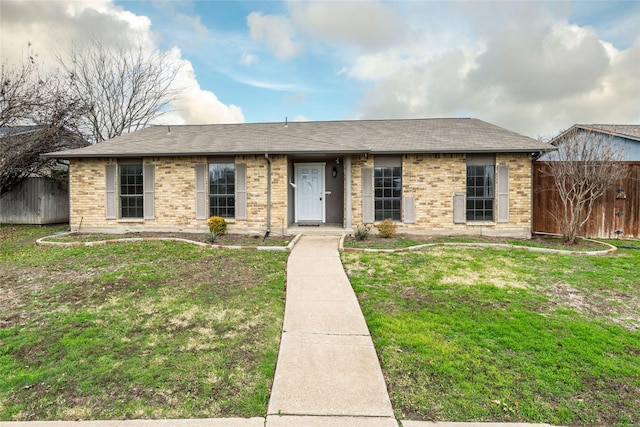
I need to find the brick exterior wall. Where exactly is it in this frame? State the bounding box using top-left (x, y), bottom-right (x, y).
top-left (402, 153), bottom-right (466, 229)
top-left (347, 153), bottom-right (533, 237)
top-left (69, 155), bottom-right (289, 234)
top-left (495, 152), bottom-right (533, 235)
top-left (69, 152), bottom-right (532, 237)
top-left (238, 154), bottom-right (288, 234)
top-left (69, 158), bottom-right (112, 230)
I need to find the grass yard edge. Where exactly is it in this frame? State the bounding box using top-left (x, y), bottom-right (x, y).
top-left (36, 232), bottom-right (304, 252)
top-left (339, 234), bottom-right (617, 256)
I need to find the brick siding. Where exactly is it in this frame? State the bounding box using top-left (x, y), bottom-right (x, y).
top-left (69, 152), bottom-right (532, 237)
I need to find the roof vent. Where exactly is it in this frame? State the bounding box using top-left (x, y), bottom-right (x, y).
top-left (167, 126), bottom-right (171, 135)
top-left (284, 117), bottom-right (288, 128)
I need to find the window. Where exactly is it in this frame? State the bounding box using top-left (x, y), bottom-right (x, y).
top-left (119, 164), bottom-right (143, 218)
top-left (466, 165), bottom-right (494, 221)
top-left (209, 163), bottom-right (235, 218)
top-left (374, 166), bottom-right (402, 221)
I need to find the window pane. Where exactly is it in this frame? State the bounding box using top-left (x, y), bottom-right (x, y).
top-left (374, 166), bottom-right (402, 223)
top-left (466, 165), bottom-right (494, 221)
top-left (209, 163), bottom-right (235, 218)
top-left (119, 164), bottom-right (144, 218)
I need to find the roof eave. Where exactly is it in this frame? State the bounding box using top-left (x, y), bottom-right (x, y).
top-left (45, 146), bottom-right (554, 159)
top-left (43, 148), bottom-right (371, 159)
top-left (370, 147), bottom-right (555, 154)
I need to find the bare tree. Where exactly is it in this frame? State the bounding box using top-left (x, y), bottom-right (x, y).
top-left (543, 127), bottom-right (627, 244)
top-left (1, 50), bottom-right (88, 198)
top-left (0, 126), bottom-right (87, 198)
top-left (59, 40), bottom-right (182, 143)
top-left (2, 40), bottom-right (181, 198)
top-left (1, 51), bottom-right (46, 127)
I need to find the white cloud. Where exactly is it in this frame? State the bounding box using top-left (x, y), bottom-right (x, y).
top-left (247, 11), bottom-right (302, 60)
top-left (288, 1), bottom-right (406, 50)
top-left (247, 1), bottom-right (406, 60)
top-left (347, 53), bottom-right (405, 82)
top-left (232, 77), bottom-right (303, 92)
top-left (0, 0), bottom-right (242, 126)
top-left (348, 2), bottom-right (640, 137)
top-left (176, 14), bottom-right (208, 39)
top-left (240, 53), bottom-right (257, 66)
top-left (165, 49), bottom-right (244, 125)
top-left (468, 22), bottom-right (610, 102)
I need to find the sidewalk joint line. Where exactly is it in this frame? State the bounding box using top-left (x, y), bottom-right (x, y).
top-left (311, 332), bottom-right (370, 337)
top-left (266, 412), bottom-right (397, 420)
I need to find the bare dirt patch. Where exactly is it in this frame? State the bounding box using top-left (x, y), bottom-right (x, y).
top-left (545, 283), bottom-right (640, 331)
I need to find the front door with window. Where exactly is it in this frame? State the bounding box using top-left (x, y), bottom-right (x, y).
top-left (295, 163), bottom-right (325, 222)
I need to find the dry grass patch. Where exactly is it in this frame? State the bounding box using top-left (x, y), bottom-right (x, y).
top-left (1, 225), bottom-right (287, 421)
top-left (343, 245), bottom-right (640, 425)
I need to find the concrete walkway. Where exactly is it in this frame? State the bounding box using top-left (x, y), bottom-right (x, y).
top-left (266, 235), bottom-right (396, 426)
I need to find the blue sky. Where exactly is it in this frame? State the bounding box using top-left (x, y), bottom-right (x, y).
top-left (1, 0), bottom-right (639, 137)
top-left (117, 1), bottom-right (369, 123)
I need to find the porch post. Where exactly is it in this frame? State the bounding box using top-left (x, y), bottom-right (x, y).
top-left (345, 155), bottom-right (352, 230)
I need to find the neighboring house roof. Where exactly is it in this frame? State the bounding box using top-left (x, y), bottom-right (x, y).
top-left (45, 118), bottom-right (553, 158)
top-left (575, 124), bottom-right (640, 142)
top-left (0, 125), bottom-right (44, 138)
top-left (542, 124), bottom-right (640, 162)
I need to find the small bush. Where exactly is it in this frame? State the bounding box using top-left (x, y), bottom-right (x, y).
top-left (377, 218), bottom-right (397, 238)
top-left (205, 232), bottom-right (218, 244)
top-left (354, 224), bottom-right (371, 241)
top-left (208, 216), bottom-right (227, 235)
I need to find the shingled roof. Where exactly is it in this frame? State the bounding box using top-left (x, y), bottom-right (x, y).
top-left (45, 118), bottom-right (552, 158)
top-left (573, 124), bottom-right (640, 141)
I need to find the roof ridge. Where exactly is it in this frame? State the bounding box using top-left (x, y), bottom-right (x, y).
top-left (148, 117), bottom-right (475, 128)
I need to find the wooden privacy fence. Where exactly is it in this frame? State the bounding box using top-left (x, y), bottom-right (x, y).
top-left (0, 177), bottom-right (69, 225)
top-left (533, 162), bottom-right (640, 239)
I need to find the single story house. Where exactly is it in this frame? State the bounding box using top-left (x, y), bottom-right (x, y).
top-left (534, 124), bottom-right (640, 238)
top-left (45, 118), bottom-right (553, 237)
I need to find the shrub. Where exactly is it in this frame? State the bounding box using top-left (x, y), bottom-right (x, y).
top-left (377, 218), bottom-right (397, 238)
top-left (205, 232), bottom-right (218, 244)
top-left (354, 224), bottom-right (371, 241)
top-left (208, 216), bottom-right (227, 235)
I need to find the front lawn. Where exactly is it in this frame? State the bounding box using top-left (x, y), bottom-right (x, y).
top-left (0, 225), bottom-right (288, 421)
top-left (342, 245), bottom-right (640, 426)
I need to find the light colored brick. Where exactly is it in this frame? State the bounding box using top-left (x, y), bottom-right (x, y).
top-left (70, 152), bottom-right (533, 237)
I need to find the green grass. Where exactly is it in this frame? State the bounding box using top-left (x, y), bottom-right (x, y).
top-left (344, 234), bottom-right (611, 252)
top-left (0, 225), bottom-right (288, 421)
top-left (345, 236), bottom-right (426, 249)
top-left (342, 245), bottom-right (640, 426)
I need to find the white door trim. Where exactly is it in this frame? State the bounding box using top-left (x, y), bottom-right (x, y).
top-left (294, 162), bottom-right (326, 223)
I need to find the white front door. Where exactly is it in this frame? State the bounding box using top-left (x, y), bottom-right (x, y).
top-left (295, 163), bottom-right (325, 222)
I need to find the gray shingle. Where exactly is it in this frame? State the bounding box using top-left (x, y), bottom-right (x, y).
top-left (45, 118), bottom-right (553, 158)
top-left (577, 124), bottom-right (640, 141)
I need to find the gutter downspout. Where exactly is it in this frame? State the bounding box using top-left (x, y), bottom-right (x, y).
top-left (531, 152), bottom-right (541, 237)
top-left (264, 153), bottom-right (271, 241)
